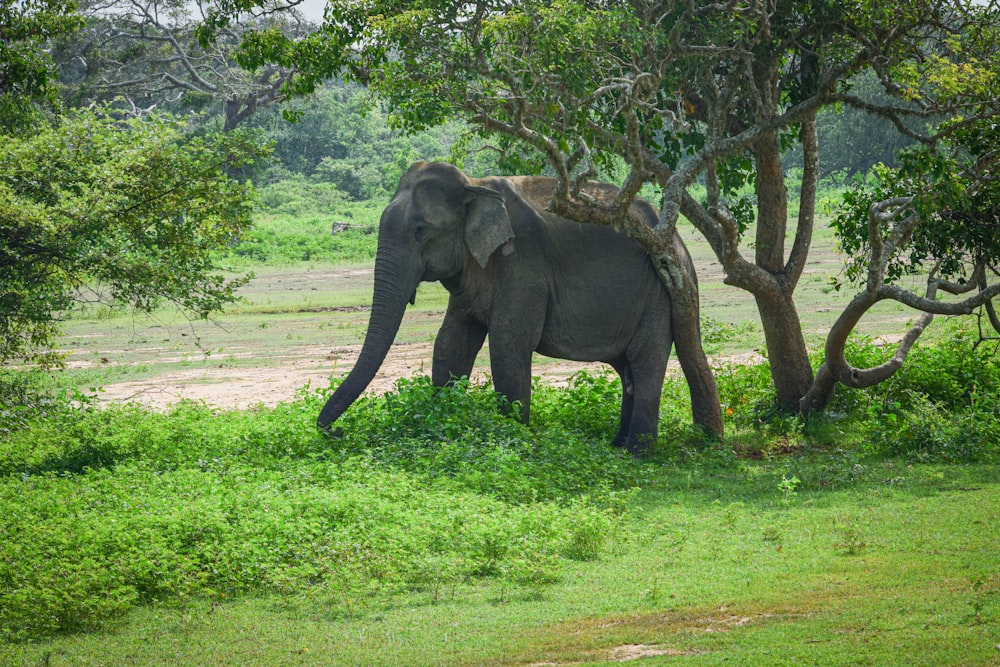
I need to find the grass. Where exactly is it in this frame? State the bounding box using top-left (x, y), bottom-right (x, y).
top-left (2, 333), bottom-right (999, 664)
top-left (3, 186), bottom-right (999, 665)
top-left (1, 433), bottom-right (997, 665)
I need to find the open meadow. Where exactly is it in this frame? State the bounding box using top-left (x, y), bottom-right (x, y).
top-left (49, 211), bottom-right (915, 411)
top-left (2, 211), bottom-right (998, 666)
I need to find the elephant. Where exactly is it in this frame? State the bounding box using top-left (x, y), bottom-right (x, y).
top-left (317, 161), bottom-right (698, 454)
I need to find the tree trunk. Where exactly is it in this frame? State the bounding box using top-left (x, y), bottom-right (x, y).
top-left (651, 247), bottom-right (724, 437)
top-left (749, 130), bottom-right (815, 411)
top-left (642, 225), bottom-right (724, 437)
top-left (754, 289), bottom-right (814, 411)
top-left (672, 297), bottom-right (724, 436)
top-left (752, 133), bottom-right (788, 275)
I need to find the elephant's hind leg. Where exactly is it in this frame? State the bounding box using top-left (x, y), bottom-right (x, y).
top-left (609, 356), bottom-right (635, 448)
top-left (622, 345), bottom-right (670, 456)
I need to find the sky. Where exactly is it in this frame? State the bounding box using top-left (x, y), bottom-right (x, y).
top-left (294, 0), bottom-right (327, 22)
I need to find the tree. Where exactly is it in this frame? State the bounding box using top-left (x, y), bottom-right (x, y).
top-left (247, 82), bottom-right (502, 198)
top-left (0, 0), bottom-right (83, 134)
top-left (0, 109), bottom-right (270, 365)
top-left (211, 0), bottom-right (1000, 423)
top-left (802, 124), bottom-right (1000, 410)
top-left (52, 0), bottom-right (313, 130)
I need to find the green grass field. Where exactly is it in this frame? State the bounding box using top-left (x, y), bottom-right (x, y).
top-left (2, 203), bottom-right (998, 666)
top-left (5, 473), bottom-right (1000, 666)
top-left (2, 386), bottom-right (998, 665)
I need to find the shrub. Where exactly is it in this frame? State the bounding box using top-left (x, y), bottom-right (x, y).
top-left (0, 378), bottom-right (631, 641)
top-left (883, 395), bottom-right (999, 464)
top-left (0, 371), bottom-right (66, 436)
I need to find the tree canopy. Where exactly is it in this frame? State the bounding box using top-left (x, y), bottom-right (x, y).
top-left (53, 0), bottom-right (315, 130)
top-left (0, 0), bottom-right (83, 133)
top-left (210, 0), bottom-right (1000, 421)
top-left (0, 110), bottom-right (269, 365)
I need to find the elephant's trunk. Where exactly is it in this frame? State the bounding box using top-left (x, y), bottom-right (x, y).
top-left (317, 254), bottom-right (417, 430)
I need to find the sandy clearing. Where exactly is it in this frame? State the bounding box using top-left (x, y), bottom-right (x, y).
top-left (92, 341), bottom-right (612, 410)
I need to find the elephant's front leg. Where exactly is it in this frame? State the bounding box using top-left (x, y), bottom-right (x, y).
top-left (432, 307), bottom-right (488, 387)
top-left (489, 346), bottom-right (534, 423)
top-left (488, 301), bottom-right (545, 425)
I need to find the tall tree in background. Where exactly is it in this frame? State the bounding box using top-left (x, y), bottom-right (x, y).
top-left (53, 0), bottom-right (313, 129)
top-left (785, 71), bottom-right (920, 179)
top-left (0, 0), bottom-right (272, 365)
top-left (210, 0), bottom-right (1000, 418)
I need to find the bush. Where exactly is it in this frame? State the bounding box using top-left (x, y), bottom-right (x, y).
top-left (880, 393), bottom-right (999, 464)
top-left (0, 379), bottom-right (632, 641)
top-left (227, 179), bottom-right (383, 264)
top-left (256, 173), bottom-right (347, 216)
top-left (333, 376), bottom-right (645, 503)
top-left (3, 329), bottom-right (997, 641)
top-left (0, 371), bottom-right (65, 436)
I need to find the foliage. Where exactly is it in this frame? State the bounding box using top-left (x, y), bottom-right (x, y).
top-left (833, 119), bottom-right (1000, 288)
top-left (333, 375), bottom-right (645, 504)
top-left (0, 378), bottom-right (636, 641)
top-left (219, 177), bottom-right (383, 264)
top-left (256, 171), bottom-right (348, 214)
top-left (0, 108), bottom-right (270, 365)
top-left (227, 214), bottom-right (379, 265)
top-left (51, 0), bottom-right (310, 131)
top-left (784, 71), bottom-right (918, 178)
top-left (808, 105), bottom-right (1000, 411)
top-left (688, 328), bottom-right (1000, 470)
top-left (0, 371), bottom-right (71, 436)
top-left (0, 0), bottom-right (83, 134)
top-left (246, 84), bottom-right (503, 198)
top-left (854, 328), bottom-right (1000, 464)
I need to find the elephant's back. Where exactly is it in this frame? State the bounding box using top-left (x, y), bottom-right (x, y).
top-left (497, 175), bottom-right (696, 291)
top-left (499, 176), bottom-right (656, 227)
top-left (485, 178), bottom-right (670, 361)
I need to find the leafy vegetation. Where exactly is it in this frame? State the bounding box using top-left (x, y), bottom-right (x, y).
top-left (0, 0), bottom-right (83, 134)
top-left (0, 109), bottom-right (270, 365)
top-left (0, 376), bottom-right (636, 643)
top-left (1, 331), bottom-right (997, 649)
top-left (226, 205), bottom-right (380, 265)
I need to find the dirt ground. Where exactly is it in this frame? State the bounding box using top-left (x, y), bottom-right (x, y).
top-left (92, 340), bottom-right (614, 410)
top-left (67, 252), bottom-right (845, 412)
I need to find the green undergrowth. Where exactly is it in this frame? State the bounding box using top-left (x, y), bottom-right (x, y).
top-left (1, 331), bottom-right (998, 647)
top-left (0, 378), bottom-right (641, 642)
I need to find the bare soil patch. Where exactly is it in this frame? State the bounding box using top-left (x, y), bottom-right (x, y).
top-left (92, 340), bottom-right (610, 410)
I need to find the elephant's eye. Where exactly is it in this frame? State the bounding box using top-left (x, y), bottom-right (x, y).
top-left (414, 225), bottom-right (428, 242)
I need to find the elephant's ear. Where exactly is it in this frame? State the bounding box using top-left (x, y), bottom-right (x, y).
top-left (464, 185), bottom-right (514, 269)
